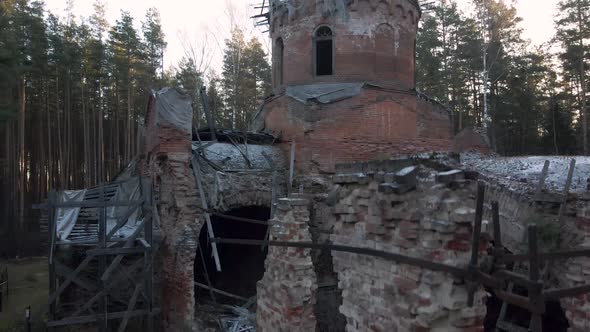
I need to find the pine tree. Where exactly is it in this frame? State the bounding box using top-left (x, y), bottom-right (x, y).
top-left (555, 0), bottom-right (590, 154)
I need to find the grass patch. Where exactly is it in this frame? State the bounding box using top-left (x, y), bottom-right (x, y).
top-left (0, 257), bottom-right (48, 332)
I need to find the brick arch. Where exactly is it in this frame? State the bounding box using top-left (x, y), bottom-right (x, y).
top-left (220, 189), bottom-right (273, 212)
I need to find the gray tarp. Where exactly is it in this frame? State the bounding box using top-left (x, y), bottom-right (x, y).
top-left (107, 177), bottom-right (142, 238)
top-left (286, 82), bottom-right (364, 104)
top-left (154, 87), bottom-right (193, 134)
top-left (55, 190), bottom-right (86, 240)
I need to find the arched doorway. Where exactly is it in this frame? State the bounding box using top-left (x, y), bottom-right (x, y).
top-left (193, 205), bottom-right (270, 325)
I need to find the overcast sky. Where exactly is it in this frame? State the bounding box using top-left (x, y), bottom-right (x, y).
top-left (43, 0), bottom-right (561, 75)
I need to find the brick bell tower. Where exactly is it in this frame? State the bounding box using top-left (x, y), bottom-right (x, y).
top-left (253, 0), bottom-right (453, 173)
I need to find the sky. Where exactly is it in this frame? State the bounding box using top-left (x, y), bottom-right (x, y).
top-left (42, 0), bottom-right (562, 75)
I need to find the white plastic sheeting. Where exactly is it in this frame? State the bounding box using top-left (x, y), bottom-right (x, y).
top-left (54, 177), bottom-right (143, 242)
top-left (107, 178), bottom-right (143, 239)
top-left (55, 190), bottom-right (86, 240)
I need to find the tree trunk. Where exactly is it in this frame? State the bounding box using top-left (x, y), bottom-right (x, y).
top-left (18, 77), bottom-right (26, 231)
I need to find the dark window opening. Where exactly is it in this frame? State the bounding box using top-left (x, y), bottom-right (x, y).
top-left (315, 26), bottom-right (333, 76)
top-left (194, 206), bottom-right (270, 304)
top-left (275, 38), bottom-right (284, 86)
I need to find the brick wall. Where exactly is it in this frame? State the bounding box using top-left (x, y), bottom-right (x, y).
top-left (256, 197), bottom-right (318, 332)
top-left (329, 161), bottom-right (488, 331)
top-left (263, 89), bottom-right (452, 173)
top-left (270, 0), bottom-right (421, 92)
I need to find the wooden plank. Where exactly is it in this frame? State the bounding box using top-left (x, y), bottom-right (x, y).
top-left (209, 211), bottom-right (269, 226)
top-left (47, 308), bottom-right (160, 327)
top-left (48, 255), bottom-right (94, 304)
top-left (88, 247), bottom-right (146, 256)
top-left (98, 183), bottom-right (107, 332)
top-left (54, 260), bottom-right (97, 292)
top-left (288, 140), bottom-right (295, 196)
top-left (191, 155), bottom-right (222, 272)
top-left (494, 289), bottom-right (534, 312)
top-left (262, 169), bottom-right (278, 251)
top-left (496, 320), bottom-right (530, 332)
top-left (528, 224), bottom-right (544, 332)
top-left (536, 160), bottom-right (550, 194)
top-left (544, 284), bottom-right (590, 299)
top-left (194, 281), bottom-right (248, 302)
top-left (101, 219), bottom-right (146, 281)
top-left (105, 203), bottom-right (142, 241)
top-left (212, 238), bottom-right (470, 277)
top-left (468, 182), bottom-right (485, 306)
top-left (50, 200), bottom-right (144, 208)
top-left (500, 248), bottom-right (590, 262)
top-left (117, 284), bottom-right (142, 332)
top-left (72, 259), bottom-right (145, 317)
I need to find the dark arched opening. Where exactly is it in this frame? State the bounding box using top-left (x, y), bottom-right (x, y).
top-left (194, 206), bottom-right (270, 303)
top-left (314, 26), bottom-right (333, 76)
top-left (275, 38), bottom-right (284, 86)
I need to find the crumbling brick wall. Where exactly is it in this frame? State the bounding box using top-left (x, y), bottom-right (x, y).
top-left (329, 160), bottom-right (488, 331)
top-left (256, 197), bottom-right (318, 332)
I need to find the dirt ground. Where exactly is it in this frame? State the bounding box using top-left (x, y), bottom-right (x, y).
top-left (0, 257), bottom-right (48, 332)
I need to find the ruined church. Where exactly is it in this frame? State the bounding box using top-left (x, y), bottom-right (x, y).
top-left (43, 1), bottom-right (590, 331)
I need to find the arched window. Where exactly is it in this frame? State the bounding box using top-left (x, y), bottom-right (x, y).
top-left (314, 26), bottom-right (333, 76)
top-left (275, 38), bottom-right (284, 86)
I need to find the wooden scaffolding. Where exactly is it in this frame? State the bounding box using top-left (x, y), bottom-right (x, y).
top-left (38, 177), bottom-right (157, 331)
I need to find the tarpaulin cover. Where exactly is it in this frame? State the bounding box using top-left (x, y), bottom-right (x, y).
top-left (154, 87), bottom-right (193, 134)
top-left (107, 177), bottom-right (143, 238)
top-left (286, 82), bottom-right (364, 104)
top-left (55, 190), bottom-right (86, 240)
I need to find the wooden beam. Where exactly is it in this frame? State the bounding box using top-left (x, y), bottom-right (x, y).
top-left (211, 238), bottom-right (469, 277)
top-left (105, 203), bottom-right (142, 241)
top-left (46, 308), bottom-right (160, 327)
top-left (191, 155), bottom-right (222, 272)
top-left (288, 140), bottom-right (295, 195)
top-left (48, 255), bottom-right (94, 304)
top-left (528, 224), bottom-right (544, 332)
top-left (72, 259), bottom-right (145, 317)
top-left (54, 260), bottom-right (97, 292)
top-left (194, 281), bottom-right (249, 302)
top-left (468, 182), bottom-right (485, 306)
top-left (101, 219), bottom-right (146, 281)
top-left (117, 284), bottom-right (142, 332)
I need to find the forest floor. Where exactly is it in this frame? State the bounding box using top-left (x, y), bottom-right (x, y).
top-left (0, 257), bottom-right (48, 332)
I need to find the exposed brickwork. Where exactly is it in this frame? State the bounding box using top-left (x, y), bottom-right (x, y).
top-left (329, 161), bottom-right (488, 331)
top-left (263, 89), bottom-right (452, 173)
top-left (558, 199), bottom-right (590, 332)
top-left (270, 0), bottom-right (421, 91)
top-left (256, 197), bottom-right (318, 332)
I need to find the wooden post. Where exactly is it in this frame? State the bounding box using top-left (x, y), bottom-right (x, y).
top-left (288, 140), bottom-right (295, 196)
top-left (97, 184), bottom-right (107, 332)
top-left (468, 181), bottom-right (485, 306)
top-left (47, 191), bottom-right (57, 326)
top-left (528, 224), bottom-right (544, 332)
top-left (191, 156), bottom-right (222, 272)
top-left (143, 178), bottom-right (154, 332)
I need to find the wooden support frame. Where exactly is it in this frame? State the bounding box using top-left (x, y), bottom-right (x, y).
top-left (42, 178), bottom-right (157, 331)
